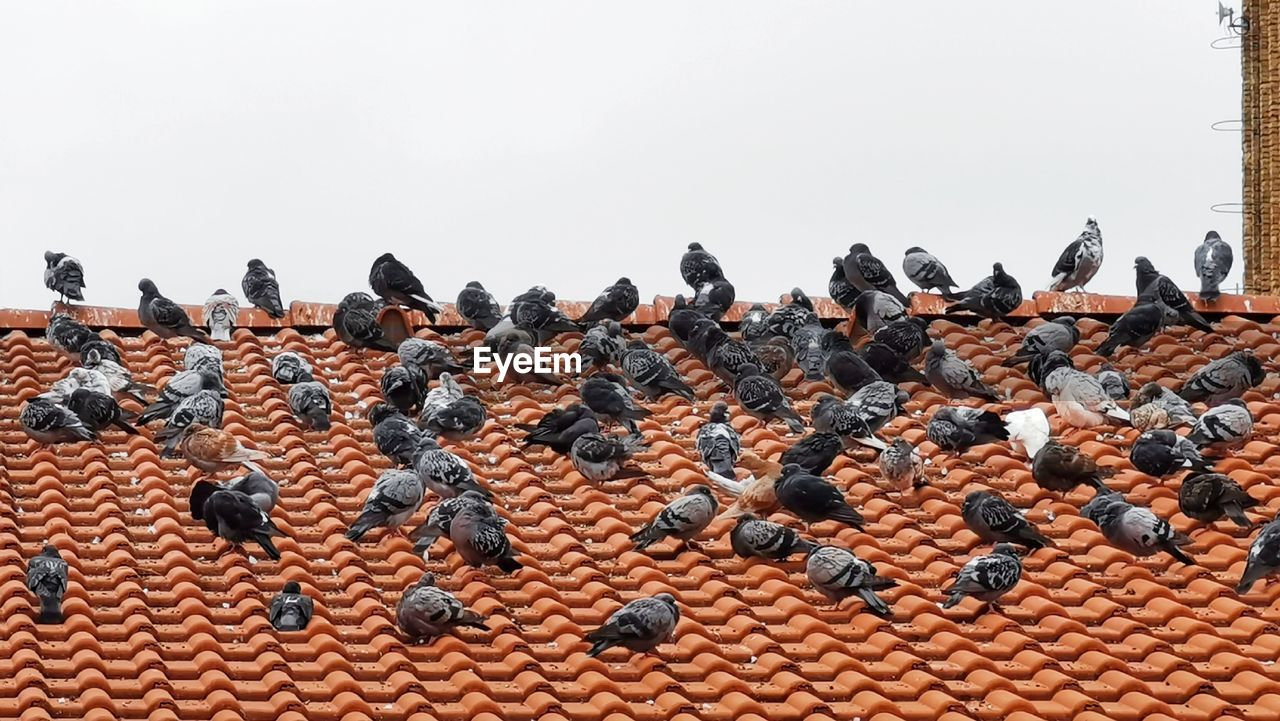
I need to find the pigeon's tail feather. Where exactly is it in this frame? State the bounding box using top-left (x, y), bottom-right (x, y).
top-left (456, 610), bottom-right (488, 629)
top-left (254, 533), bottom-right (283, 561)
top-left (1237, 561), bottom-right (1269, 594)
top-left (827, 504), bottom-right (866, 530)
top-left (939, 288), bottom-right (965, 301)
top-left (497, 556), bottom-right (523, 573)
top-left (113, 419), bottom-right (141, 435)
top-left (344, 512), bottom-right (384, 542)
top-left (1165, 542), bottom-right (1196, 567)
top-left (856, 587), bottom-right (892, 617)
top-left (1223, 501), bottom-right (1252, 528)
top-left (1182, 311), bottom-right (1214, 334)
top-left (37, 596), bottom-right (63, 624)
top-left (180, 326), bottom-right (215, 345)
top-left (629, 524), bottom-right (663, 550)
top-left (779, 408), bottom-right (806, 434)
top-left (1017, 525), bottom-right (1055, 549)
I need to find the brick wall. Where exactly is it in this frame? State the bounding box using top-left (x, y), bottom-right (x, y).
top-left (1244, 0), bottom-right (1279, 293)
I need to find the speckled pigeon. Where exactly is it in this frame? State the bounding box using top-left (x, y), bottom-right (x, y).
top-left (1194, 231), bottom-right (1233, 302)
top-left (369, 253), bottom-right (441, 321)
top-left (43, 251), bottom-right (86, 303)
top-left (585, 593), bottom-right (680, 658)
top-left (631, 485), bottom-right (718, 551)
top-left (397, 573), bottom-right (488, 640)
top-left (27, 545), bottom-right (69, 624)
top-left (1179, 472), bottom-right (1257, 528)
top-left (269, 581), bottom-right (313, 631)
top-left (730, 513), bottom-right (818, 561)
top-left (696, 402), bottom-right (740, 477)
top-left (962, 490), bottom-right (1053, 549)
top-left (242, 259), bottom-right (286, 318)
top-left (1048, 217), bottom-right (1103, 292)
top-left (345, 469), bottom-right (426, 541)
top-left (138, 279), bottom-right (212, 344)
top-left (942, 543), bottom-right (1022, 612)
top-left (805, 545), bottom-right (895, 616)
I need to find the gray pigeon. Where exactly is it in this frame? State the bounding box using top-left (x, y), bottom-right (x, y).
top-left (570, 425), bottom-right (647, 482)
top-left (621, 341), bottom-right (695, 401)
top-left (450, 504), bottom-right (523, 572)
top-left (20, 397), bottom-right (95, 444)
top-left (155, 390), bottom-right (226, 456)
top-left (630, 485), bottom-right (718, 551)
top-left (1187, 399), bottom-right (1253, 450)
top-left (1179, 351), bottom-right (1265, 407)
top-left (730, 513), bottom-right (818, 561)
top-left (696, 401), bottom-right (740, 477)
top-left (580, 320), bottom-right (627, 370)
top-left (805, 545), bottom-right (896, 616)
top-left (1237, 519), bottom-right (1280, 593)
top-left (926, 406), bottom-right (1008, 452)
top-left (242, 259), bottom-right (286, 318)
top-left (412, 436), bottom-right (491, 498)
top-left (203, 290), bottom-right (239, 341)
top-left (1082, 491), bottom-right (1194, 565)
top-left (44, 251), bottom-right (86, 303)
top-left (409, 490), bottom-right (502, 559)
top-left (789, 322), bottom-right (830, 381)
top-left (269, 581), bottom-right (314, 631)
top-left (924, 340), bottom-right (1000, 401)
top-left (1194, 231), bottom-right (1233, 302)
top-left (136, 366), bottom-right (225, 426)
top-left (398, 338), bottom-right (466, 379)
top-left (1042, 351), bottom-right (1129, 428)
top-left (734, 363), bottom-right (804, 433)
top-left (397, 572), bottom-right (487, 640)
top-left (345, 469), bottom-right (426, 541)
top-left (585, 592), bottom-right (680, 658)
top-left (334, 292), bottom-right (398, 352)
top-left (1178, 472), bottom-right (1257, 528)
top-left (853, 290), bottom-right (908, 335)
top-left (47, 314), bottom-right (97, 359)
top-left (879, 438), bottom-right (923, 491)
top-left (811, 395), bottom-right (885, 451)
top-left (902, 246), bottom-right (962, 298)
top-left (1048, 217), bottom-right (1104, 292)
top-left (1002, 317), bottom-right (1080, 367)
top-left (27, 545), bottom-right (69, 624)
top-left (456, 281), bottom-right (504, 332)
top-left (1095, 362), bottom-right (1130, 400)
top-left (271, 351), bottom-right (314, 385)
top-left (942, 543), bottom-right (1022, 612)
top-left (848, 380), bottom-right (908, 433)
top-left (138, 279), bottom-right (213, 344)
top-left (288, 374), bottom-right (333, 431)
top-left (66, 389), bottom-right (138, 436)
top-left (961, 490), bottom-right (1053, 549)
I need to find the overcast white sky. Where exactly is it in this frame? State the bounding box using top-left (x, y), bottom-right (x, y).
top-left (0, 2), bottom-right (1244, 312)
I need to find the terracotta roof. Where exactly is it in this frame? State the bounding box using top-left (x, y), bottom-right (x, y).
top-left (3, 292), bottom-right (1280, 721)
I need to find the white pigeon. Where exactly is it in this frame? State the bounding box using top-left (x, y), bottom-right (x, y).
top-left (203, 289), bottom-right (240, 342)
top-left (1004, 407), bottom-right (1050, 459)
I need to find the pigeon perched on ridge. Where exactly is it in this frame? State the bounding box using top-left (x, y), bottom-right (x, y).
top-left (1178, 472), bottom-right (1257, 528)
top-left (581, 373), bottom-right (651, 435)
top-left (1095, 362), bottom-right (1130, 400)
top-left (345, 469), bottom-right (426, 542)
top-left (456, 281), bottom-right (503, 331)
top-left (1082, 491), bottom-right (1195, 565)
top-left (693, 277), bottom-right (736, 320)
top-left (516, 403), bottom-right (597, 454)
top-left (730, 514), bottom-right (818, 561)
top-left (779, 432), bottom-right (843, 476)
top-left (1002, 317), bottom-right (1079, 367)
top-left (368, 402), bottom-right (423, 466)
top-left (962, 490), bottom-right (1053, 549)
top-left (843, 243), bottom-right (909, 304)
top-left (450, 504), bottom-right (523, 572)
top-left (1188, 399), bottom-right (1253, 450)
top-left (631, 485), bottom-right (718, 552)
top-left (902, 247), bottom-right (962, 299)
top-left (1135, 256), bottom-right (1213, 333)
top-left (873, 317), bottom-right (931, 361)
top-left (397, 572), bottom-right (488, 641)
top-left (585, 593), bottom-right (680, 658)
top-left (1130, 429), bottom-right (1213, 478)
top-left (203, 289), bottom-right (239, 342)
top-left (1048, 217), bottom-right (1103, 292)
top-left (333, 292), bottom-right (398, 352)
top-left (398, 338), bottom-right (466, 379)
top-left (241, 259), bottom-right (286, 318)
top-left (381, 363), bottom-right (428, 414)
top-left (138, 279), bottom-right (212, 344)
top-left (369, 252), bottom-right (442, 322)
top-left (178, 423), bottom-right (269, 474)
top-left (621, 340), bottom-right (694, 401)
top-left (269, 581), bottom-right (313, 631)
top-left (942, 543), bottom-right (1022, 613)
top-left (1194, 231), bottom-right (1233, 302)
top-left (926, 406), bottom-right (1008, 452)
top-left (696, 401), bottom-right (740, 478)
top-left (1237, 519), bottom-right (1280, 593)
top-left (811, 395), bottom-right (886, 451)
top-left (879, 438), bottom-right (923, 491)
top-left (853, 290), bottom-right (908, 335)
top-left (44, 251), bottom-right (86, 303)
top-left (287, 373), bottom-right (332, 431)
top-left (1031, 439), bottom-right (1113, 494)
top-left (734, 364), bottom-right (805, 434)
top-left (680, 242), bottom-right (724, 288)
top-left (270, 351), bottom-right (313, 385)
top-left (1041, 351), bottom-right (1129, 427)
top-left (189, 471), bottom-right (280, 514)
top-left (579, 277), bottom-right (640, 324)
top-left (775, 464), bottom-right (865, 530)
top-left (805, 545), bottom-right (896, 616)
top-left (570, 423), bottom-right (647, 482)
top-left (507, 286), bottom-right (580, 337)
top-left (412, 436), bottom-right (491, 499)
top-left (65, 389), bottom-right (139, 436)
top-left (27, 545), bottom-right (69, 624)
top-left (738, 303), bottom-right (770, 344)
top-left (924, 340), bottom-right (1000, 401)
top-left (190, 480), bottom-right (287, 560)
top-left (1179, 351), bottom-right (1265, 407)
top-left (829, 257), bottom-right (861, 310)
top-left (946, 263), bottom-right (1023, 320)
top-left (20, 397), bottom-right (95, 444)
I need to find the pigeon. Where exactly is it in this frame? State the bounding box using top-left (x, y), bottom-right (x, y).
top-left (397, 572), bottom-right (488, 640)
top-left (902, 247), bottom-right (962, 298)
top-left (752, 336), bottom-right (796, 380)
top-left (269, 581), bottom-right (313, 631)
top-left (381, 364), bottom-right (428, 414)
top-left (824, 333), bottom-right (882, 394)
top-left (730, 513), bottom-right (818, 561)
top-left (630, 485), bottom-right (718, 551)
top-left (1002, 317), bottom-right (1080, 367)
top-left (924, 340), bottom-right (1000, 401)
top-left (270, 351), bottom-right (313, 385)
top-left (579, 320), bottom-right (626, 370)
top-left (570, 425), bottom-right (647, 482)
top-left (621, 340), bottom-right (695, 401)
top-left (155, 390), bottom-right (226, 455)
top-left (345, 469), bottom-right (426, 542)
top-left (873, 317), bottom-right (931, 361)
top-left (1095, 362), bottom-right (1130, 400)
top-left (1082, 491), bottom-right (1195, 565)
top-left (1096, 301), bottom-right (1165, 358)
top-left (1048, 217), bottom-right (1104, 292)
top-left (680, 242), bottom-right (724, 288)
top-left (705, 333), bottom-right (763, 386)
top-left (419, 385), bottom-right (486, 441)
top-left (879, 438), bottom-right (924, 491)
top-left (516, 404), bottom-right (598, 454)
top-left (1041, 351), bottom-right (1129, 427)
top-left (1178, 472), bottom-right (1257, 528)
top-left (961, 490), bottom-right (1053, 549)
top-left (189, 471), bottom-right (280, 514)
top-left (805, 545), bottom-right (895, 616)
top-left (20, 397), bottom-right (95, 444)
top-left (184, 344), bottom-right (225, 373)
top-left (942, 543), bottom-right (1022, 612)
top-left (1194, 231), bottom-right (1233, 302)
top-left (367, 402), bottom-right (423, 466)
top-left (450, 504), bottom-right (523, 572)
top-left (398, 338), bottom-right (466, 379)
top-left (765, 289), bottom-right (819, 341)
top-left (241, 259), bottom-right (286, 318)
top-left (1031, 439), bottom-right (1113, 493)
top-left (285, 374), bottom-right (332, 431)
top-left (455, 281), bottom-right (503, 331)
top-left (734, 364), bottom-right (805, 433)
top-left (82, 348), bottom-right (153, 401)
top-left (585, 593), bottom-right (680, 658)
top-left (41, 367), bottom-right (113, 404)
top-left (696, 401), bottom-right (741, 477)
top-left (853, 290), bottom-right (908, 335)
top-left (47, 314), bottom-right (98, 359)
top-left (780, 432), bottom-right (843, 476)
top-left (369, 252), bottom-right (442, 321)
top-left (1132, 382), bottom-right (1198, 428)
top-left (693, 278), bottom-right (736, 320)
top-left (417, 370), bottom-right (464, 421)
top-left (63, 389), bottom-right (138, 435)
top-left (1179, 351), bottom-right (1265, 407)
top-left (1004, 407), bottom-right (1051, 459)
top-left (789, 322), bottom-right (830, 382)
top-left (1135, 257), bottom-right (1213, 333)
top-left (946, 263), bottom-right (1023, 320)
top-left (811, 395), bottom-right (886, 451)
top-left (44, 251), bottom-right (87, 303)
top-left (1130, 429), bottom-right (1213, 477)
top-left (579, 277), bottom-right (640, 324)
top-left (926, 407), bottom-right (1008, 452)
top-left (333, 292), bottom-right (398, 352)
top-left (738, 303), bottom-right (771, 344)
top-left (775, 464), bottom-right (865, 529)
top-left (843, 243), bottom-right (910, 304)
top-left (711, 455), bottom-right (782, 519)
top-left (27, 545), bottom-right (69, 624)
top-left (860, 341), bottom-right (929, 385)
top-left (408, 491), bottom-right (503, 558)
top-left (580, 373), bottom-right (651, 435)
top-left (137, 279), bottom-right (213, 344)
top-left (1188, 399), bottom-right (1253, 450)
top-left (178, 423), bottom-right (270, 474)
top-left (829, 257), bottom-right (861, 310)
top-left (412, 436), bottom-right (491, 499)
top-left (202, 289), bottom-right (239, 342)
top-left (1236, 519), bottom-right (1280, 593)
top-left (190, 480), bottom-right (287, 560)
top-left (506, 286), bottom-right (580, 337)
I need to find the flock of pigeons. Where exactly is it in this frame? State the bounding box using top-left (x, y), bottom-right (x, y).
top-left (22, 219), bottom-right (1279, 658)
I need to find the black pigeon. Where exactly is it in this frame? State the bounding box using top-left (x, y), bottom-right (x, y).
top-left (334, 293), bottom-right (398, 352)
top-left (829, 257), bottom-right (861, 310)
top-left (1096, 300), bottom-right (1164, 358)
top-left (942, 543), bottom-right (1022, 612)
top-left (1135, 256), bottom-right (1213, 333)
top-left (580, 373), bottom-right (651, 435)
top-left (680, 242), bottom-right (724, 288)
top-left (65, 388), bottom-right (139, 435)
top-left (730, 513), bottom-right (818, 561)
top-left (962, 490), bottom-right (1053, 549)
top-left (824, 332), bottom-right (882, 394)
top-left (381, 364), bottom-right (428, 414)
top-left (138, 279), bottom-right (212, 344)
top-left (1179, 472), bottom-right (1257, 528)
top-left (1002, 317), bottom-right (1080, 367)
top-left (507, 286), bottom-right (580, 337)
top-left (902, 247), bottom-right (962, 299)
top-left (946, 263), bottom-right (1023, 320)
top-left (47, 314), bottom-right (98, 359)
top-left (860, 341), bottom-right (928, 385)
top-left (780, 432), bottom-right (843, 475)
top-left (369, 252), bottom-right (442, 322)
top-left (1032, 440), bottom-right (1113, 493)
top-left (241, 259), bottom-right (285, 318)
top-left (1194, 231), bottom-right (1233, 302)
top-left (456, 281), bottom-right (504, 331)
top-left (693, 278), bottom-right (736, 320)
top-left (368, 401), bottom-right (424, 466)
top-left (1047, 217), bottom-right (1104, 292)
top-left (926, 407), bottom-right (1008, 452)
top-left (1130, 429), bottom-right (1213, 477)
top-left (27, 545), bottom-right (69, 624)
top-left (696, 401), bottom-right (740, 477)
top-left (734, 363), bottom-right (804, 433)
top-left (516, 404), bottom-right (598, 454)
top-left (873, 317), bottom-right (931, 361)
top-left (269, 581), bottom-right (314, 631)
top-left (44, 251), bottom-right (86, 303)
top-left (843, 243), bottom-right (909, 304)
top-left (1095, 362), bottom-right (1130, 400)
top-left (20, 398), bottom-right (95, 444)
top-left (1179, 351), bottom-right (1265, 407)
top-left (668, 295), bottom-right (705, 348)
top-left (738, 303), bottom-right (771, 344)
top-left (621, 340), bottom-right (695, 400)
top-left (579, 277), bottom-right (640, 324)
top-left (1237, 519), bottom-right (1280, 593)
top-left (191, 481), bottom-right (287, 560)
top-left (774, 463), bottom-right (865, 530)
